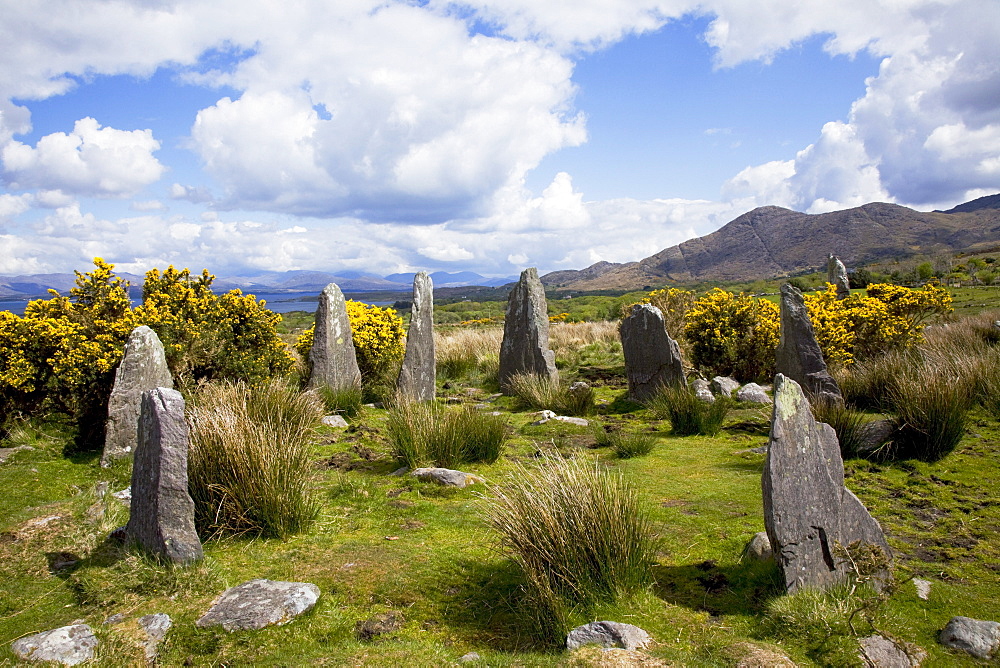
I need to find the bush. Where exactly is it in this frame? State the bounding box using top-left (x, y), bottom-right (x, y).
top-left (187, 380), bottom-right (322, 539)
top-left (508, 373), bottom-right (595, 416)
top-left (295, 300), bottom-right (405, 388)
top-left (386, 402), bottom-right (509, 468)
top-left (684, 289), bottom-right (779, 383)
top-left (634, 287), bottom-right (695, 341)
top-left (646, 385), bottom-right (731, 436)
top-left (485, 454), bottom-right (659, 644)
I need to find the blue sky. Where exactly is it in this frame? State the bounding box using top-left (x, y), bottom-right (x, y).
top-left (1, 0), bottom-right (998, 279)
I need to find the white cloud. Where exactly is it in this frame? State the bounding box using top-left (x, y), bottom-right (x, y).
top-left (169, 183), bottom-right (214, 204)
top-left (2, 118), bottom-right (165, 196)
top-left (0, 193), bottom-right (31, 221)
top-left (131, 199), bottom-right (167, 212)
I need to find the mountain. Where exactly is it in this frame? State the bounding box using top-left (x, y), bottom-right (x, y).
top-left (940, 193), bottom-right (1000, 214)
top-left (544, 197), bottom-right (1000, 291)
top-left (385, 271), bottom-right (517, 288)
top-left (0, 272), bottom-right (144, 300)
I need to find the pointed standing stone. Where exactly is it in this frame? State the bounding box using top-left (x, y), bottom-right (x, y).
top-left (499, 268), bottom-right (557, 391)
top-left (776, 283), bottom-right (842, 404)
top-left (102, 326), bottom-right (173, 467)
top-left (308, 283), bottom-right (362, 392)
top-left (396, 272), bottom-right (436, 401)
top-left (126, 387), bottom-right (203, 565)
top-left (827, 254), bottom-right (851, 299)
top-left (763, 374), bottom-right (891, 593)
top-left (619, 303), bottom-right (684, 401)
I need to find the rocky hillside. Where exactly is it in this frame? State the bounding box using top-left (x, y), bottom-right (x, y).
top-left (544, 196), bottom-right (1000, 291)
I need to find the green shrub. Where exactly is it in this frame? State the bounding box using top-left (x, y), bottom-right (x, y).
top-left (386, 402), bottom-right (509, 468)
top-left (485, 454), bottom-right (659, 644)
top-left (508, 373), bottom-right (595, 416)
top-left (188, 380), bottom-right (322, 539)
top-left (646, 385), bottom-right (731, 436)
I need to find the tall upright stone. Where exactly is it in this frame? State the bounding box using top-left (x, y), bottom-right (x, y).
top-left (776, 283), bottom-right (842, 404)
top-left (308, 283), bottom-right (361, 392)
top-left (620, 303), bottom-right (684, 401)
top-left (827, 254), bottom-right (850, 299)
top-left (763, 374), bottom-right (891, 592)
top-left (499, 268), bottom-right (557, 391)
top-left (126, 387), bottom-right (202, 564)
top-left (396, 272), bottom-right (436, 401)
top-left (102, 326), bottom-right (173, 467)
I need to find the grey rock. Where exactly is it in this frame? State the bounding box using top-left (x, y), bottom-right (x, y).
top-left (569, 381), bottom-right (590, 393)
top-left (112, 486), bottom-right (131, 507)
top-left (711, 376), bottom-right (740, 397)
top-left (913, 578), bottom-right (931, 600)
top-left (855, 419), bottom-right (897, 455)
top-left (320, 415), bottom-right (349, 428)
top-left (745, 531), bottom-right (773, 561)
top-left (763, 374), bottom-right (891, 593)
top-left (0, 445), bottom-right (33, 464)
top-left (692, 378), bottom-right (715, 403)
top-left (197, 579), bottom-right (321, 632)
top-left (620, 303), bottom-right (684, 401)
top-left (11, 624), bottom-right (97, 665)
top-left (499, 268), bottom-right (558, 391)
top-left (859, 635), bottom-right (925, 667)
top-left (139, 613), bottom-right (172, 661)
top-left (102, 326), bottom-right (173, 467)
top-left (397, 272), bottom-right (436, 401)
top-left (410, 467), bottom-right (485, 488)
top-left (737, 383), bottom-right (772, 404)
top-left (458, 651), bottom-right (481, 662)
top-left (827, 254), bottom-right (851, 299)
top-left (776, 283), bottom-right (843, 404)
top-left (104, 613), bottom-right (125, 625)
top-left (308, 283), bottom-right (362, 392)
top-left (566, 621), bottom-right (651, 651)
top-left (355, 610), bottom-right (404, 641)
top-left (554, 415), bottom-right (589, 426)
top-left (125, 387), bottom-right (203, 565)
top-left (939, 616), bottom-right (1000, 659)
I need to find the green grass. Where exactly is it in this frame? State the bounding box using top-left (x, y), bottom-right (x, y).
top-left (507, 372), bottom-right (595, 416)
top-left (385, 401), bottom-right (510, 468)
top-left (2, 320), bottom-right (1000, 665)
top-left (646, 384), bottom-right (732, 436)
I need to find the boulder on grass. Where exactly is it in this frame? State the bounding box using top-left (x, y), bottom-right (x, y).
top-left (939, 616), bottom-right (1000, 660)
top-left (197, 579), bottom-right (320, 632)
top-left (11, 624), bottom-right (97, 665)
top-left (566, 621), bottom-right (651, 651)
top-left (410, 468), bottom-right (485, 488)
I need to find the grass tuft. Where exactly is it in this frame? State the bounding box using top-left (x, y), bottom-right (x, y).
top-left (314, 383), bottom-right (363, 419)
top-left (386, 401), bottom-right (509, 468)
top-left (889, 369), bottom-right (971, 462)
top-left (609, 431), bottom-right (657, 459)
top-left (188, 379), bottom-right (323, 539)
top-left (646, 384), bottom-right (731, 436)
top-left (810, 398), bottom-right (870, 459)
top-left (485, 454), bottom-right (659, 644)
top-left (507, 373), bottom-right (595, 416)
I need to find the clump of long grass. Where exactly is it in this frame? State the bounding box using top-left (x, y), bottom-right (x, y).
top-left (188, 380), bottom-right (323, 539)
top-left (610, 431), bottom-right (657, 459)
top-left (810, 398), bottom-right (871, 459)
top-left (646, 384), bottom-right (730, 436)
top-left (833, 349), bottom-right (916, 412)
top-left (889, 369), bottom-right (971, 462)
top-left (386, 401), bottom-right (509, 468)
top-left (485, 454), bottom-right (659, 643)
top-left (314, 383), bottom-right (363, 419)
top-left (435, 327), bottom-right (502, 381)
top-left (508, 373), bottom-right (595, 416)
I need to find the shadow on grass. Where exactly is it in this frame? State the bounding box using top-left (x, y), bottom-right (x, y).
top-left (652, 558), bottom-right (783, 617)
top-left (439, 557), bottom-right (561, 653)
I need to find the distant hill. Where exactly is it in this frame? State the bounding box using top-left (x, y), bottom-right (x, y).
top-left (544, 196), bottom-right (1000, 291)
top-left (939, 193), bottom-right (1000, 214)
top-left (384, 271), bottom-right (517, 288)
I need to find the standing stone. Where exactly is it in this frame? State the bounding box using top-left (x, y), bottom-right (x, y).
top-left (498, 268), bottom-right (557, 391)
top-left (763, 374), bottom-right (891, 593)
top-left (620, 303), bottom-right (684, 401)
top-left (827, 254), bottom-right (851, 299)
top-left (126, 387), bottom-right (203, 565)
top-left (396, 272), bottom-right (435, 401)
top-left (776, 283), bottom-right (843, 404)
top-left (308, 283), bottom-right (362, 392)
top-left (102, 326), bottom-right (173, 467)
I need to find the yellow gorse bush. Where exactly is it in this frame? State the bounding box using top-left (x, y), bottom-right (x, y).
top-left (295, 300), bottom-right (405, 383)
top-left (684, 288), bottom-right (780, 382)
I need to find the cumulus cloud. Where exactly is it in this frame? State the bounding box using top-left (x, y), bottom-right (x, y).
top-left (2, 118), bottom-right (165, 196)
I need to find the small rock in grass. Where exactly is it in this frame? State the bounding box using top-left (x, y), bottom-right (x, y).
top-left (11, 624), bottom-right (97, 665)
top-left (692, 378), bottom-right (715, 403)
top-left (111, 487), bottom-right (131, 506)
top-left (104, 613), bottom-right (126, 625)
top-left (458, 651), bottom-right (481, 663)
top-left (139, 613), bottom-right (172, 661)
top-left (736, 383), bottom-right (771, 404)
top-left (566, 621), bottom-right (651, 651)
top-left (711, 376), bottom-right (740, 397)
top-left (197, 579), bottom-right (320, 632)
top-left (554, 415), bottom-right (589, 426)
top-left (744, 531), bottom-right (772, 561)
top-left (859, 634), bottom-right (925, 667)
top-left (410, 468), bottom-right (485, 488)
top-left (939, 616), bottom-right (1000, 659)
top-left (321, 415), bottom-right (349, 428)
top-left (913, 578), bottom-right (931, 600)
top-left (355, 611), bottom-right (404, 641)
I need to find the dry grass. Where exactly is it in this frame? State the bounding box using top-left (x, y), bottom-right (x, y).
top-left (435, 327), bottom-right (502, 380)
